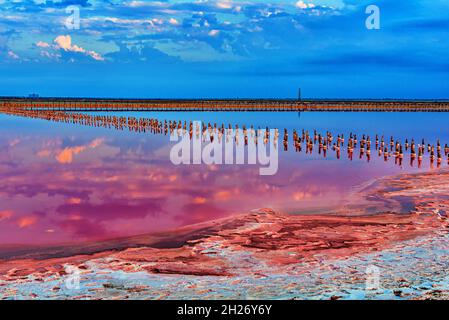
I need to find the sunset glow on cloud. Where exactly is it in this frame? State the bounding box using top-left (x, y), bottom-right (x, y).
top-left (0, 210), bottom-right (14, 221)
top-left (17, 216), bottom-right (38, 229)
top-left (55, 138), bottom-right (104, 164)
top-left (0, 126), bottom-right (371, 245)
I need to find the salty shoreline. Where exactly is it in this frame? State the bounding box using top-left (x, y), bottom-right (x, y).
top-left (1, 169), bottom-right (448, 299)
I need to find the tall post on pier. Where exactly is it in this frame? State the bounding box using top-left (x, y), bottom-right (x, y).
top-left (298, 87), bottom-right (302, 117)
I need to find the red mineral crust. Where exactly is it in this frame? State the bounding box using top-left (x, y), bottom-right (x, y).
top-left (1, 170), bottom-right (448, 280)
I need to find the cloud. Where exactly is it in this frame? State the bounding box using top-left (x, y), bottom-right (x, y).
top-left (169, 18), bottom-right (180, 25)
top-left (66, 197), bottom-right (82, 204)
top-left (34, 36), bottom-right (105, 61)
top-left (208, 29), bottom-right (220, 37)
top-left (56, 145), bottom-right (87, 164)
top-left (8, 138), bottom-right (20, 147)
top-left (54, 35), bottom-right (83, 52)
top-left (127, 1), bottom-right (167, 8)
top-left (0, 210), bottom-right (14, 221)
top-left (89, 138), bottom-right (104, 148)
top-left (216, 1), bottom-right (233, 10)
top-left (54, 35), bottom-right (104, 61)
top-left (7, 51), bottom-right (19, 59)
top-left (56, 199), bottom-right (164, 222)
top-left (56, 217), bottom-right (109, 238)
top-left (295, 1), bottom-right (316, 9)
top-left (36, 149), bottom-right (51, 157)
top-left (192, 197), bottom-right (207, 204)
top-left (293, 191), bottom-right (312, 201)
top-left (214, 190), bottom-right (231, 200)
top-left (36, 41), bottom-right (50, 48)
top-left (55, 138), bottom-right (104, 164)
top-left (17, 216), bottom-right (38, 228)
top-left (1, 0), bottom-right (449, 98)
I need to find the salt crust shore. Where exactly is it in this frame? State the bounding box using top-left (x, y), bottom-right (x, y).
top-left (1, 169), bottom-right (449, 299)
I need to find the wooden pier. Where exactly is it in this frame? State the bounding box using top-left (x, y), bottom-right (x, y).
top-left (2, 97), bottom-right (449, 112)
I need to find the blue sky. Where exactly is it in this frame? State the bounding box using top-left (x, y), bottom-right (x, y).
top-left (1, 0), bottom-right (448, 99)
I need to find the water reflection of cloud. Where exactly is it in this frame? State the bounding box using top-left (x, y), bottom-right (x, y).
top-left (57, 217), bottom-right (111, 238)
top-left (55, 138), bottom-right (105, 164)
top-left (8, 138), bottom-right (21, 147)
top-left (0, 210), bottom-right (14, 221)
top-left (16, 216), bottom-right (38, 228)
top-left (179, 203), bottom-right (228, 225)
top-left (55, 199), bottom-right (164, 222)
top-left (0, 130), bottom-right (390, 245)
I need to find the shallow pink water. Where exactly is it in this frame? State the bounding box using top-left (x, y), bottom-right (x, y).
top-left (0, 112), bottom-right (447, 245)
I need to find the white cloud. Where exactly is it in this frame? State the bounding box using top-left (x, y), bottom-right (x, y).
top-left (217, 1), bottom-right (233, 10)
top-left (53, 35), bottom-right (104, 61)
top-left (295, 1), bottom-right (316, 9)
top-left (127, 1), bottom-right (167, 8)
top-left (208, 29), bottom-right (220, 37)
top-left (40, 50), bottom-right (61, 59)
top-left (54, 35), bottom-right (84, 53)
top-left (36, 41), bottom-right (50, 48)
top-left (7, 51), bottom-right (19, 60)
top-left (169, 18), bottom-right (180, 25)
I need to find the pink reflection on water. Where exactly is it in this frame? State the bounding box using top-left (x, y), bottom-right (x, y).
top-left (0, 122), bottom-right (440, 246)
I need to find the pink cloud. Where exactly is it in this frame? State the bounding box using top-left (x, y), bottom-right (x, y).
top-left (7, 51), bottom-right (19, 60)
top-left (55, 138), bottom-right (104, 164)
top-left (89, 138), bottom-right (104, 148)
top-left (17, 216), bottom-right (38, 228)
top-left (36, 35), bottom-right (104, 61)
top-left (54, 35), bottom-right (104, 61)
top-left (36, 41), bottom-right (50, 48)
top-left (54, 35), bottom-right (85, 53)
top-left (192, 197), bottom-right (207, 204)
top-left (0, 210), bottom-right (14, 221)
top-left (8, 138), bottom-right (20, 147)
top-left (56, 145), bottom-right (87, 164)
top-left (36, 149), bottom-right (51, 157)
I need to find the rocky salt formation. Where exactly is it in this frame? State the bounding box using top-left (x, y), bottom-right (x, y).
top-left (1, 169), bottom-right (449, 299)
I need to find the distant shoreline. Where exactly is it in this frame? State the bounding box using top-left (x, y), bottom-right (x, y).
top-left (2, 97), bottom-right (449, 112)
